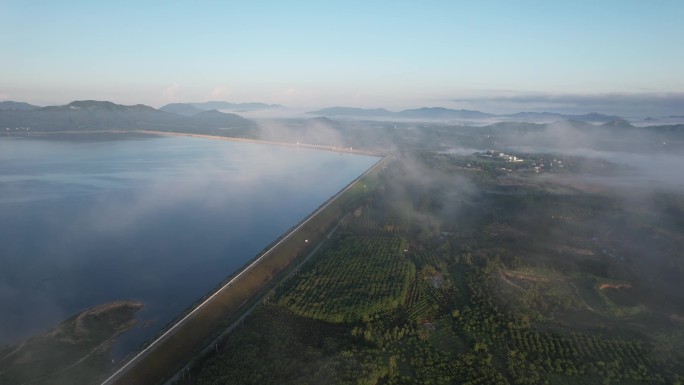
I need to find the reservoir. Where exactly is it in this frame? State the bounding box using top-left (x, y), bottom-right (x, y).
top-left (0, 134), bottom-right (379, 357)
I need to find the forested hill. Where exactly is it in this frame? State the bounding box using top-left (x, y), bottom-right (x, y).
top-left (0, 101), bottom-right (40, 111)
top-left (306, 106), bottom-right (626, 123)
top-left (0, 100), bottom-right (255, 134)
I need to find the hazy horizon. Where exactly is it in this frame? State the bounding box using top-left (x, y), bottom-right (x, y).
top-left (2, 1), bottom-right (683, 116)
top-left (3, 98), bottom-right (684, 121)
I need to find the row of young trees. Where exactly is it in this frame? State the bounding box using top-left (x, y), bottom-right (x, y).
top-left (343, 208), bottom-right (410, 235)
top-left (278, 236), bottom-right (414, 323)
top-left (451, 265), bottom-right (672, 384)
top-left (195, 307), bottom-right (386, 385)
top-left (505, 328), bottom-right (666, 384)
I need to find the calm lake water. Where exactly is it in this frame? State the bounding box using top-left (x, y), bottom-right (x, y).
top-left (0, 134), bottom-right (379, 357)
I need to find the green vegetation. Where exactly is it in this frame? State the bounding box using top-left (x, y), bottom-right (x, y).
top-left (182, 152), bottom-right (684, 385)
top-left (279, 236), bottom-right (413, 322)
top-left (106, 158), bottom-right (384, 385)
top-left (5, 110), bottom-right (684, 384)
top-left (194, 306), bottom-right (386, 385)
top-left (0, 301), bottom-right (142, 385)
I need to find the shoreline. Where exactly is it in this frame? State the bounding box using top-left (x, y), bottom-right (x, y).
top-left (0, 129), bottom-right (385, 157)
top-left (96, 139), bottom-right (386, 385)
top-left (0, 130), bottom-right (385, 385)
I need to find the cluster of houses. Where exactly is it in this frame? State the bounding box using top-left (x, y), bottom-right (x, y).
top-left (471, 151), bottom-right (575, 175)
top-left (477, 150), bottom-right (524, 162)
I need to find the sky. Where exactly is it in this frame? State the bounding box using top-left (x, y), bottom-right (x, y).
top-left (1, 0), bottom-right (683, 115)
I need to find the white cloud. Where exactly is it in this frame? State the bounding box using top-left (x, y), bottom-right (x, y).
top-left (163, 83), bottom-right (179, 101)
top-left (210, 85), bottom-right (231, 100)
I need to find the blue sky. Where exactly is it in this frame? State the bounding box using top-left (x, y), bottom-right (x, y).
top-left (1, 0), bottom-right (683, 115)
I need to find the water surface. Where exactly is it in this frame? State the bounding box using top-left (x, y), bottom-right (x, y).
top-left (0, 134), bottom-right (379, 357)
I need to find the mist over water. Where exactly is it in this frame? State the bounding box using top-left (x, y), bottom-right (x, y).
top-left (0, 135), bottom-right (379, 357)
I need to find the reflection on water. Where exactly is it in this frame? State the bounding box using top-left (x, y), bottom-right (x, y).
top-left (0, 135), bottom-right (379, 358)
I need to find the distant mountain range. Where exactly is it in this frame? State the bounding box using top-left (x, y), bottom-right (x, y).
top-left (399, 107), bottom-right (496, 120)
top-left (160, 101), bottom-right (283, 116)
top-left (307, 106), bottom-right (498, 119)
top-left (0, 101), bottom-right (40, 111)
top-left (1, 100), bottom-right (681, 137)
top-left (305, 107), bottom-right (394, 118)
top-left (159, 103), bottom-right (204, 116)
top-left (307, 106), bottom-right (624, 123)
top-left (600, 119), bottom-right (634, 129)
top-left (0, 100), bottom-right (254, 132)
top-left (500, 111), bottom-right (623, 123)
